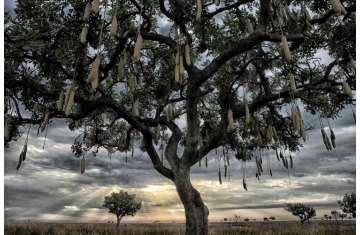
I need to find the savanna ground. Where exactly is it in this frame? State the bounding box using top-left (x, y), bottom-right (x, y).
top-left (5, 221), bottom-right (355, 235)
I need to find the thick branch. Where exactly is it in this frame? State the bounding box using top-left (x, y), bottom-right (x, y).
top-left (197, 32), bottom-right (304, 87)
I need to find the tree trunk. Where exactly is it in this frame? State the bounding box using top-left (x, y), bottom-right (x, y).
top-left (116, 216), bottom-right (121, 227)
top-left (174, 167), bottom-right (209, 235)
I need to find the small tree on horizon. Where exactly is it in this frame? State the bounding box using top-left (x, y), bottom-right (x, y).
top-left (331, 210), bottom-right (340, 224)
top-left (338, 193), bottom-right (356, 218)
top-left (339, 213), bottom-right (347, 221)
top-left (286, 203), bottom-right (316, 224)
top-left (269, 216), bottom-right (276, 221)
top-left (103, 190), bottom-right (142, 227)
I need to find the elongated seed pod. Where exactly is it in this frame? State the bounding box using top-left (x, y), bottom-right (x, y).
top-left (330, 0), bottom-right (343, 15)
top-left (256, 132), bottom-right (263, 146)
top-left (342, 81), bottom-right (352, 98)
top-left (83, 2), bottom-right (92, 21)
top-left (132, 98), bottom-right (140, 117)
top-left (321, 128), bottom-right (332, 151)
top-left (290, 76), bottom-right (296, 92)
top-left (88, 55), bottom-right (101, 90)
top-left (80, 27), bottom-right (88, 44)
top-left (21, 142), bottom-right (27, 161)
top-left (330, 128), bottom-right (336, 149)
top-left (196, 0), bottom-right (203, 21)
top-left (175, 48), bottom-right (180, 83)
top-left (224, 165), bottom-right (227, 178)
top-left (218, 167), bottom-right (222, 185)
top-left (40, 112), bottom-right (49, 133)
top-left (111, 16), bottom-right (118, 36)
top-left (281, 156), bottom-right (286, 168)
top-left (214, 0), bottom-right (220, 6)
top-left (243, 178), bottom-right (247, 191)
top-left (80, 158), bottom-right (85, 174)
top-left (65, 89), bottom-right (75, 117)
top-left (4, 115), bottom-right (13, 142)
top-left (117, 58), bottom-right (124, 81)
top-left (340, 4), bottom-right (347, 15)
top-left (63, 87), bottom-right (71, 111)
top-left (266, 126), bottom-right (273, 142)
top-left (289, 155), bottom-right (293, 168)
top-left (280, 36), bottom-right (291, 62)
top-left (272, 127), bottom-right (279, 142)
top-left (92, 0), bottom-right (100, 14)
top-left (291, 106), bottom-right (296, 127)
top-left (127, 74), bottom-right (137, 94)
top-left (205, 157), bottom-right (208, 168)
top-left (16, 151), bottom-right (23, 170)
top-left (245, 19), bottom-right (254, 34)
top-left (185, 44), bottom-right (191, 66)
top-left (227, 109), bottom-right (235, 130)
top-left (270, 169), bottom-right (273, 177)
top-left (300, 121), bottom-right (306, 142)
top-left (179, 54), bottom-right (184, 75)
top-left (245, 102), bottom-right (250, 125)
top-left (275, 149), bottom-right (280, 161)
top-left (133, 31), bottom-right (144, 61)
top-left (57, 91), bottom-right (65, 111)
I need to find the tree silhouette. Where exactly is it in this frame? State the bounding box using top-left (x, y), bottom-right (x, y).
top-left (330, 210), bottom-right (339, 224)
top-left (103, 190), bottom-right (141, 227)
top-left (338, 193), bottom-right (356, 218)
top-left (4, 0), bottom-right (355, 234)
top-left (286, 203), bottom-right (316, 224)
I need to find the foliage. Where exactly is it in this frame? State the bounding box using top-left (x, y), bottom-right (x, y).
top-left (338, 193), bottom-right (356, 218)
top-left (103, 190), bottom-right (141, 226)
top-left (4, 0), bottom-right (356, 233)
top-left (286, 203), bottom-right (316, 224)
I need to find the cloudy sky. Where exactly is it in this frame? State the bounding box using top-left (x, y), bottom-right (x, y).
top-left (4, 0), bottom-right (356, 224)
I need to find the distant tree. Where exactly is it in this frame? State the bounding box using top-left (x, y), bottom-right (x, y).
top-left (263, 217), bottom-right (269, 221)
top-left (324, 214), bottom-right (329, 220)
top-left (331, 210), bottom-right (340, 224)
top-left (244, 218), bottom-right (250, 222)
top-left (223, 218), bottom-right (228, 222)
top-left (329, 216), bottom-right (332, 220)
top-left (269, 216), bottom-right (276, 221)
top-left (233, 215), bottom-right (240, 223)
top-left (286, 203), bottom-right (316, 224)
top-left (338, 193), bottom-right (356, 218)
top-left (103, 190), bottom-right (141, 227)
top-left (339, 213), bottom-right (347, 221)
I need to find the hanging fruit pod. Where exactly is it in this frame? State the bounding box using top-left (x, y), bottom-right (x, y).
top-left (133, 30), bottom-right (144, 61)
top-left (110, 16), bottom-right (118, 36)
top-left (87, 55), bottom-right (101, 90)
top-left (280, 36), bottom-right (291, 62)
top-left (92, 0), bottom-right (100, 14)
top-left (227, 109), bottom-right (235, 131)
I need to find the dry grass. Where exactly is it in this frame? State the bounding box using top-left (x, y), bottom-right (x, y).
top-left (5, 221), bottom-right (355, 235)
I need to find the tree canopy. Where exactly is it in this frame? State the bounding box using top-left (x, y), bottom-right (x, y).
top-left (4, 0), bottom-right (356, 234)
top-left (338, 193), bottom-right (356, 218)
top-left (286, 203), bottom-right (316, 223)
top-left (103, 190), bottom-right (141, 226)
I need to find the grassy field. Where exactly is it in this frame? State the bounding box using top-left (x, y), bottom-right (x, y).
top-left (5, 221), bottom-right (355, 235)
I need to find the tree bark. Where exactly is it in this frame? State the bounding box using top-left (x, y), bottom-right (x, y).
top-left (174, 167), bottom-right (209, 235)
